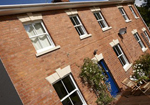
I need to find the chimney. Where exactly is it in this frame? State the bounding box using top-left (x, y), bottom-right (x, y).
top-left (52, 0), bottom-right (69, 2)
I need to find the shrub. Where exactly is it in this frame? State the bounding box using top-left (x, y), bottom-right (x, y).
top-left (132, 53), bottom-right (150, 82)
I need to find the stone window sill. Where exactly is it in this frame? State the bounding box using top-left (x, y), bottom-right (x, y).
top-left (36, 45), bottom-right (60, 56)
top-left (135, 17), bottom-right (139, 19)
top-left (80, 34), bottom-right (92, 40)
top-left (102, 27), bottom-right (112, 32)
top-left (142, 47), bottom-right (148, 52)
top-left (125, 19), bottom-right (132, 23)
top-left (124, 63), bottom-right (132, 71)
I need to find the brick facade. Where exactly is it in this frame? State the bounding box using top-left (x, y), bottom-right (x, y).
top-left (0, 2), bottom-right (150, 105)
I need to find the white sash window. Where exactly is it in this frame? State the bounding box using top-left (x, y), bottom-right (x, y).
top-left (24, 21), bottom-right (55, 53)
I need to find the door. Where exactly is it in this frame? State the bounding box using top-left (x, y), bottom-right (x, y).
top-left (98, 59), bottom-right (119, 97)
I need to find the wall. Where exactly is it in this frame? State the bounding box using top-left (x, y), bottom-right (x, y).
top-left (0, 4), bottom-right (149, 105)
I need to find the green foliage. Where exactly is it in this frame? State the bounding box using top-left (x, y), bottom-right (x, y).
top-left (80, 58), bottom-right (113, 105)
top-left (132, 53), bottom-right (150, 81)
top-left (137, 6), bottom-right (150, 27)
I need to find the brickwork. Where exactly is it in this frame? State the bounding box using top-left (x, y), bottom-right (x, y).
top-left (0, 3), bottom-right (150, 105)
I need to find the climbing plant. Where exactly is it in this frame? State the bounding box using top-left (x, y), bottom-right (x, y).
top-left (80, 58), bottom-right (113, 105)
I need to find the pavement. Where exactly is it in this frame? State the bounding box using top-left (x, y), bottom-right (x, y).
top-left (115, 90), bottom-right (150, 105)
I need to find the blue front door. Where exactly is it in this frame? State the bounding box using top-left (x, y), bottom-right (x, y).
top-left (98, 59), bottom-right (119, 97)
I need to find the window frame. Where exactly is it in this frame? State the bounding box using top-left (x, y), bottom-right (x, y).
top-left (144, 31), bottom-right (150, 42)
top-left (53, 74), bottom-right (87, 105)
top-left (113, 44), bottom-right (129, 69)
top-left (134, 32), bottom-right (146, 51)
top-left (93, 11), bottom-right (109, 29)
top-left (24, 20), bottom-right (55, 53)
top-left (69, 15), bottom-right (88, 38)
top-left (118, 7), bottom-right (130, 22)
top-left (129, 6), bottom-right (138, 19)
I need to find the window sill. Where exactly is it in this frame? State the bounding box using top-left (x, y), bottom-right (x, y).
top-left (135, 17), bottom-right (139, 19)
top-left (102, 27), bottom-right (112, 32)
top-left (80, 34), bottom-right (92, 40)
top-left (125, 19), bottom-right (132, 23)
top-left (36, 45), bottom-right (60, 56)
top-left (123, 63), bottom-right (132, 71)
top-left (142, 47), bottom-right (148, 52)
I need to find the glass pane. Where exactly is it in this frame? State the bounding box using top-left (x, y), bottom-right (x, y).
top-left (96, 12), bottom-right (102, 20)
top-left (24, 25), bottom-right (36, 37)
top-left (76, 26), bottom-right (84, 35)
top-left (62, 98), bottom-right (72, 105)
top-left (70, 17), bottom-right (76, 25)
top-left (62, 76), bottom-right (75, 93)
top-left (34, 23), bottom-right (46, 34)
top-left (73, 16), bottom-right (80, 25)
top-left (119, 55), bottom-right (126, 66)
top-left (130, 7), bottom-right (137, 17)
top-left (123, 15), bottom-right (128, 20)
top-left (53, 81), bottom-right (67, 99)
top-left (99, 21), bottom-right (106, 28)
top-left (144, 31), bottom-right (150, 41)
top-left (138, 41), bottom-right (144, 48)
top-left (115, 46), bottom-right (122, 56)
top-left (31, 37), bottom-right (42, 50)
top-left (134, 34), bottom-right (140, 41)
top-left (70, 92), bottom-right (82, 105)
top-left (119, 8), bottom-right (124, 14)
top-left (38, 35), bottom-right (51, 48)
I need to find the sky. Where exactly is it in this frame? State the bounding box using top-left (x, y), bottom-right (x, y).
top-left (0, 0), bottom-right (107, 5)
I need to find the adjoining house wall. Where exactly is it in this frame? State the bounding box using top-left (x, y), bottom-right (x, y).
top-left (0, 59), bottom-right (23, 105)
top-left (0, 3), bottom-right (149, 105)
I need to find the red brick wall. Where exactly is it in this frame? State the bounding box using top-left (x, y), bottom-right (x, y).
top-left (0, 4), bottom-right (149, 105)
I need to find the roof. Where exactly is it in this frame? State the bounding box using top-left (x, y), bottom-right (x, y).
top-left (0, 0), bottom-right (135, 16)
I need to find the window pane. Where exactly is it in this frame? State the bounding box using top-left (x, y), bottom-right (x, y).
top-left (115, 46), bottom-right (122, 56)
top-left (130, 7), bottom-right (137, 17)
top-left (38, 35), bottom-right (51, 48)
top-left (96, 12), bottom-right (102, 20)
top-left (53, 81), bottom-right (67, 99)
top-left (119, 55), bottom-right (126, 66)
top-left (123, 15), bottom-right (128, 20)
top-left (34, 23), bottom-right (46, 34)
top-left (138, 41), bottom-right (144, 48)
top-left (144, 31), bottom-right (150, 41)
top-left (134, 34), bottom-right (140, 41)
top-left (73, 16), bottom-right (80, 25)
top-left (119, 8), bottom-right (124, 14)
top-left (31, 37), bottom-right (42, 50)
top-left (24, 25), bottom-right (36, 37)
top-left (70, 17), bottom-right (76, 25)
top-left (62, 98), bottom-right (72, 105)
top-left (75, 26), bottom-right (84, 35)
top-left (99, 21), bottom-right (106, 28)
top-left (94, 13), bottom-right (99, 20)
top-left (62, 76), bottom-right (75, 93)
top-left (70, 92), bottom-right (82, 105)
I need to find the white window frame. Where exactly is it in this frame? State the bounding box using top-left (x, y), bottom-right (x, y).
top-left (53, 74), bottom-right (87, 105)
top-left (70, 15), bottom-right (91, 39)
top-left (24, 20), bottom-right (61, 56)
top-left (118, 7), bottom-right (131, 22)
top-left (144, 31), bottom-right (150, 42)
top-left (93, 11), bottom-right (108, 29)
top-left (134, 32), bottom-right (146, 51)
top-left (113, 44), bottom-right (129, 69)
top-left (129, 6), bottom-right (139, 19)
